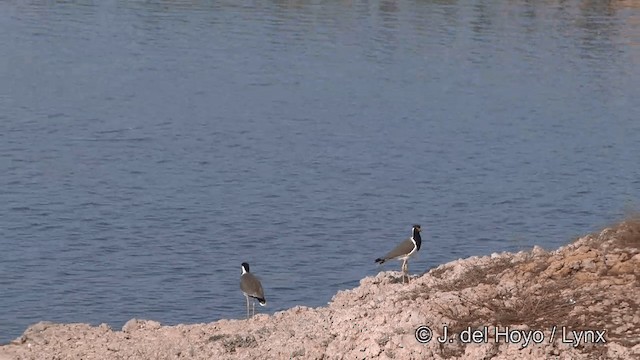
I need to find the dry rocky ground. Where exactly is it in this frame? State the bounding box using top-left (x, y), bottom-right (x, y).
top-left (1, 219), bottom-right (639, 359)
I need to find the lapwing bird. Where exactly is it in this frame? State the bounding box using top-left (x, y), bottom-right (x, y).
top-left (375, 224), bottom-right (422, 284)
top-left (240, 262), bottom-right (266, 319)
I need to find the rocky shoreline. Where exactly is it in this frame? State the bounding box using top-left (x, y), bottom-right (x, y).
top-left (2, 219), bottom-right (639, 359)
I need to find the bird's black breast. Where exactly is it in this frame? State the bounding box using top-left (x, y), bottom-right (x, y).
top-left (414, 232), bottom-right (422, 251)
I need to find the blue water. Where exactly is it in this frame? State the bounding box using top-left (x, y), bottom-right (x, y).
top-left (1, 0), bottom-right (639, 344)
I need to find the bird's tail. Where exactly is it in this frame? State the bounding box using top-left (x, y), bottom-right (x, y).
top-left (258, 298), bottom-right (267, 306)
top-left (375, 258), bottom-right (386, 264)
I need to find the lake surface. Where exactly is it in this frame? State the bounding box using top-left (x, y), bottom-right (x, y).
top-left (1, 0), bottom-right (639, 344)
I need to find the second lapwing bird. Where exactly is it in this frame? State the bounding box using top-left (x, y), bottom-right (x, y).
top-left (375, 224), bottom-right (422, 284)
top-left (240, 262), bottom-right (266, 318)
